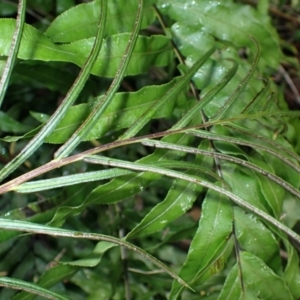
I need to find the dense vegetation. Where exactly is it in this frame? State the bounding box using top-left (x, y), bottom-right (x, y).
top-left (0, 0), bottom-right (300, 299)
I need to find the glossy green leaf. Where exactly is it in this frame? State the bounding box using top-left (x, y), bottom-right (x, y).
top-left (127, 177), bottom-right (202, 239)
top-left (0, 0), bottom-right (107, 183)
top-left (49, 169), bottom-right (159, 227)
top-left (209, 131), bottom-right (289, 218)
top-left (212, 40), bottom-right (260, 121)
top-left (283, 195), bottom-right (300, 228)
top-left (42, 77), bottom-right (185, 143)
top-left (48, 138), bottom-right (197, 225)
top-left (214, 128), bottom-right (297, 220)
top-left (158, 0), bottom-right (281, 69)
top-left (61, 241), bottom-right (116, 267)
top-left (0, 19), bottom-right (173, 78)
top-left (283, 243), bottom-right (300, 299)
top-left (219, 252), bottom-right (293, 299)
top-left (46, 104), bottom-right (88, 143)
top-left (82, 134), bottom-right (193, 205)
top-left (250, 157), bottom-right (285, 219)
top-left (234, 207), bottom-right (281, 272)
top-left (81, 61), bottom-right (236, 207)
top-left (127, 141), bottom-right (213, 239)
top-left (1, 126), bottom-right (40, 142)
top-left (119, 46), bottom-right (216, 140)
top-left (217, 264), bottom-right (241, 300)
top-left (222, 165), bottom-right (270, 214)
top-left (261, 148), bottom-right (300, 190)
top-left (54, 0), bottom-right (145, 158)
top-left (169, 189), bottom-right (233, 298)
top-left (170, 23), bottom-right (215, 90)
top-left (82, 152), bottom-right (300, 245)
top-left (46, 0), bottom-right (156, 42)
top-left (29, 111), bottom-right (50, 123)
top-left (49, 134), bottom-right (192, 226)
top-left (190, 127), bottom-right (300, 175)
top-left (29, 184), bottom-right (96, 228)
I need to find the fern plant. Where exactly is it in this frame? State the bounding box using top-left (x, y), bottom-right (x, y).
top-left (0, 0), bottom-right (300, 299)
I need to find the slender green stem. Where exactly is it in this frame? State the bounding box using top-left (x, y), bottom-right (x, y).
top-left (0, 111), bottom-right (299, 194)
top-left (141, 139), bottom-right (300, 200)
top-left (0, 0), bottom-right (26, 108)
top-left (0, 123), bottom-right (210, 194)
top-left (0, 218), bottom-right (192, 290)
top-left (55, 0), bottom-right (144, 159)
top-left (14, 161), bottom-right (224, 193)
top-left (189, 129), bottom-right (300, 172)
top-left (154, 3), bottom-right (225, 180)
top-left (225, 123), bottom-right (300, 162)
top-left (0, 277), bottom-right (68, 300)
top-left (15, 168), bottom-right (133, 193)
top-left (83, 155), bottom-right (300, 245)
top-left (0, 0), bottom-right (107, 182)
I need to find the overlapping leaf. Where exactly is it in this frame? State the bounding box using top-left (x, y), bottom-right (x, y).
top-left (158, 0), bottom-right (281, 69)
top-left (0, 19), bottom-right (173, 78)
top-left (234, 207), bottom-right (281, 272)
top-left (127, 140), bottom-right (213, 239)
top-left (47, 76), bottom-right (186, 143)
top-left (169, 189), bottom-right (233, 298)
top-left (218, 252), bottom-right (293, 299)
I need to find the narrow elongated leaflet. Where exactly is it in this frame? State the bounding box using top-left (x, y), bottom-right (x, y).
top-left (0, 277), bottom-right (69, 300)
top-left (189, 128), bottom-right (300, 169)
top-left (0, 0), bottom-right (26, 108)
top-left (141, 139), bottom-right (300, 199)
top-left (171, 61), bottom-right (237, 130)
top-left (14, 168), bottom-right (132, 193)
top-left (0, 108), bottom-right (298, 195)
top-left (14, 161), bottom-right (221, 194)
top-left (55, 0), bottom-right (144, 159)
top-left (118, 45), bottom-right (216, 140)
top-left (0, 0), bottom-right (107, 182)
top-left (84, 155), bottom-right (300, 245)
top-left (0, 218), bottom-right (192, 291)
